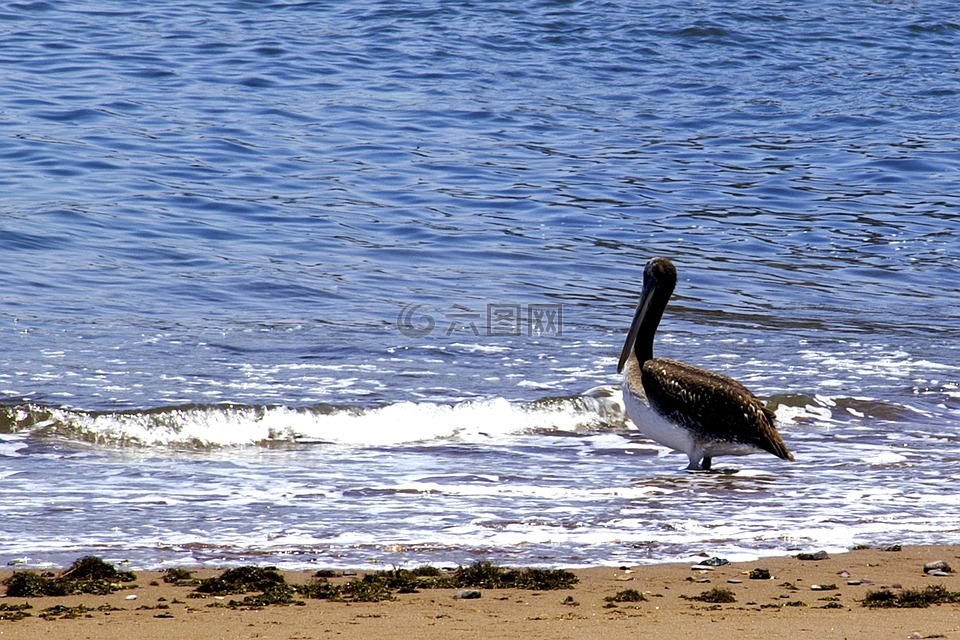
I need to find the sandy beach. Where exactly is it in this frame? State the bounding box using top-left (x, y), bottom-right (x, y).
top-left (1, 545), bottom-right (958, 640)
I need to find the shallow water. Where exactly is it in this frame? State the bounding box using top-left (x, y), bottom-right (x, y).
top-left (1, 0), bottom-right (958, 569)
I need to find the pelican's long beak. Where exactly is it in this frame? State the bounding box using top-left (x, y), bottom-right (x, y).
top-left (616, 282), bottom-right (656, 374)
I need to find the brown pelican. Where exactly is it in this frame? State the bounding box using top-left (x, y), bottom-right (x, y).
top-left (617, 257), bottom-right (793, 471)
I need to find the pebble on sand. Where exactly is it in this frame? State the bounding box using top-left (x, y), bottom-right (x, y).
top-left (923, 561), bottom-right (952, 575)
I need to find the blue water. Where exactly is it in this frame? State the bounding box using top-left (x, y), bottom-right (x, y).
top-left (1, 0), bottom-right (959, 570)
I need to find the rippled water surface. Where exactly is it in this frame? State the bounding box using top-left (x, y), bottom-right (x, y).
top-left (1, 0), bottom-right (958, 569)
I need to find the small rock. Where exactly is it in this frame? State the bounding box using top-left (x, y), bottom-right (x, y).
top-left (847, 580), bottom-right (863, 586)
top-left (700, 557), bottom-right (730, 567)
top-left (727, 579), bottom-right (743, 584)
top-left (797, 551), bottom-right (830, 561)
top-left (923, 561), bottom-right (952, 575)
top-left (125, 594), bottom-right (138, 601)
top-left (810, 584), bottom-right (838, 591)
top-left (749, 568), bottom-right (771, 580)
top-left (314, 569), bottom-right (340, 578)
top-left (691, 565), bottom-right (715, 571)
top-left (153, 612), bottom-right (174, 619)
top-left (453, 589), bottom-right (482, 600)
top-left (884, 544), bottom-right (902, 552)
top-left (838, 571), bottom-right (850, 578)
top-left (928, 570), bottom-right (951, 577)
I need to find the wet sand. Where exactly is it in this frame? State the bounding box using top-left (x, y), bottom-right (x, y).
top-left (2, 545), bottom-right (959, 640)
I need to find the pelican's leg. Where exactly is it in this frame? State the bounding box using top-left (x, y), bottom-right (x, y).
top-left (701, 457), bottom-right (712, 471)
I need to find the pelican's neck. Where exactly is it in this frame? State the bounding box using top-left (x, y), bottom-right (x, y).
top-left (634, 324), bottom-right (655, 365)
top-left (633, 288), bottom-right (669, 365)
top-left (618, 257), bottom-right (678, 376)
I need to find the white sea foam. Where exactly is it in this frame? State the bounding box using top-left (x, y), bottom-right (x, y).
top-left (385, 481), bottom-right (672, 501)
top-left (28, 393), bottom-right (622, 448)
top-left (863, 451), bottom-right (909, 465)
top-left (774, 403), bottom-right (836, 425)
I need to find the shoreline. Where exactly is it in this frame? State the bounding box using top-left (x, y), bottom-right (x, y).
top-left (2, 545), bottom-right (959, 639)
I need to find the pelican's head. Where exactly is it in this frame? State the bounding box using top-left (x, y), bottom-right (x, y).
top-left (642, 256), bottom-right (677, 293)
top-left (617, 257), bottom-right (678, 373)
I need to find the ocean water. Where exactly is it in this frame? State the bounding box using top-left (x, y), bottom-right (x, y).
top-left (1, 0), bottom-right (958, 570)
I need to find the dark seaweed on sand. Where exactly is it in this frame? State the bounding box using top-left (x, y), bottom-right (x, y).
top-left (186, 561), bottom-right (576, 607)
top-left (193, 566), bottom-right (287, 596)
top-left (191, 566), bottom-right (390, 606)
top-left (191, 566), bottom-right (300, 608)
top-left (862, 585), bottom-right (960, 608)
top-left (38, 603), bottom-right (120, 620)
top-left (0, 603), bottom-right (33, 621)
top-left (2, 556), bottom-right (136, 597)
top-left (314, 561), bottom-right (578, 594)
top-left (162, 568), bottom-right (200, 586)
top-left (61, 556), bottom-right (136, 582)
top-left (322, 562), bottom-right (575, 601)
top-left (605, 589), bottom-right (647, 603)
top-left (453, 562), bottom-right (578, 590)
top-left (682, 587), bottom-right (737, 603)
top-left (2, 556), bottom-right (577, 612)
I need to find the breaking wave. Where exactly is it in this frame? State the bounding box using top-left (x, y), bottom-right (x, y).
top-left (0, 385), bottom-right (928, 451)
top-left (0, 387), bottom-right (628, 449)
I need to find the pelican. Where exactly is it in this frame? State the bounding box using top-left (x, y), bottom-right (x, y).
top-left (617, 257), bottom-right (793, 471)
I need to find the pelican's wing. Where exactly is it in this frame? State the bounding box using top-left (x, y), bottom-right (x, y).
top-left (641, 358), bottom-right (793, 461)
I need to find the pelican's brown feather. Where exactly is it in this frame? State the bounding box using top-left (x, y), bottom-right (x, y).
top-left (640, 358), bottom-right (793, 461)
